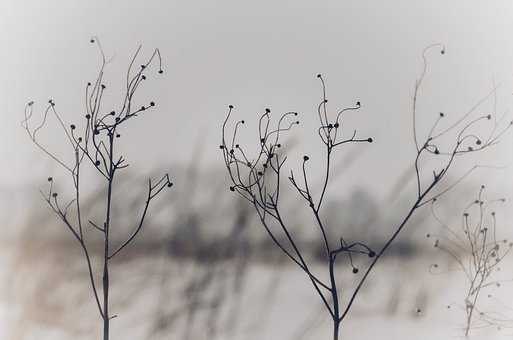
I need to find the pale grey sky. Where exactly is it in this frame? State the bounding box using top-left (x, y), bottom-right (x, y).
top-left (2, 0), bottom-right (513, 202)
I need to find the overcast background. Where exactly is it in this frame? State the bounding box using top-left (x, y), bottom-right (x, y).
top-left (1, 1), bottom-right (513, 339)
top-left (2, 0), bottom-right (513, 191)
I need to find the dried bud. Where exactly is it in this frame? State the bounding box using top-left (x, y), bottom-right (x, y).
top-left (85, 114), bottom-right (91, 119)
top-left (368, 251), bottom-right (376, 258)
top-left (303, 155), bottom-right (309, 161)
top-left (352, 268), bottom-right (359, 274)
top-left (229, 186), bottom-right (235, 192)
top-left (141, 75), bottom-right (146, 80)
top-left (52, 192), bottom-right (58, 198)
top-left (95, 160), bottom-right (101, 166)
top-left (158, 69), bottom-right (163, 74)
top-left (367, 138), bottom-right (373, 143)
top-left (150, 101), bottom-right (155, 106)
top-left (167, 182), bottom-right (173, 188)
top-left (228, 105), bottom-right (234, 109)
top-left (70, 124), bottom-right (76, 130)
top-left (47, 177), bottom-right (53, 182)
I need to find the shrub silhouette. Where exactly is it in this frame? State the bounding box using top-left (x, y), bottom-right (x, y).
top-left (22, 37), bottom-right (173, 340)
top-left (220, 44), bottom-right (512, 340)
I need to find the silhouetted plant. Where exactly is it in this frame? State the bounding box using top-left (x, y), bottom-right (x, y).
top-left (428, 186), bottom-right (513, 337)
top-left (220, 44), bottom-right (512, 340)
top-left (22, 37), bottom-right (172, 340)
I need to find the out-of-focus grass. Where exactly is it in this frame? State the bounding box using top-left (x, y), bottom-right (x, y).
top-left (3, 163), bottom-right (488, 339)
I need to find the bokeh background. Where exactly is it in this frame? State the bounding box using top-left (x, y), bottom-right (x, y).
top-left (1, 1), bottom-right (513, 339)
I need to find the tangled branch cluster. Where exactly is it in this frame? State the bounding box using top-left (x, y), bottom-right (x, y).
top-left (22, 37), bottom-right (172, 340)
top-left (429, 186), bottom-right (513, 336)
top-left (220, 44), bottom-right (513, 340)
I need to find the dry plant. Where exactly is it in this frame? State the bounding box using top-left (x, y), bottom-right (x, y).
top-left (428, 186), bottom-right (513, 337)
top-left (22, 37), bottom-right (173, 340)
top-left (220, 44), bottom-right (512, 340)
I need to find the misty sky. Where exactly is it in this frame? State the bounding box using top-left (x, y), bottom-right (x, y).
top-left (2, 0), bottom-right (513, 206)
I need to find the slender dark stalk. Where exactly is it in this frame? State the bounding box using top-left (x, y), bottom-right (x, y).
top-left (102, 132), bottom-right (114, 340)
top-left (329, 254), bottom-right (340, 340)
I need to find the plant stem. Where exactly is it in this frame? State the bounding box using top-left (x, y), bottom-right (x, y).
top-left (329, 255), bottom-right (340, 340)
top-left (333, 319), bottom-right (340, 340)
top-left (103, 132), bottom-right (115, 340)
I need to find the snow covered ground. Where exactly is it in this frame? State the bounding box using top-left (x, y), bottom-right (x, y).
top-left (2, 241), bottom-right (512, 340)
